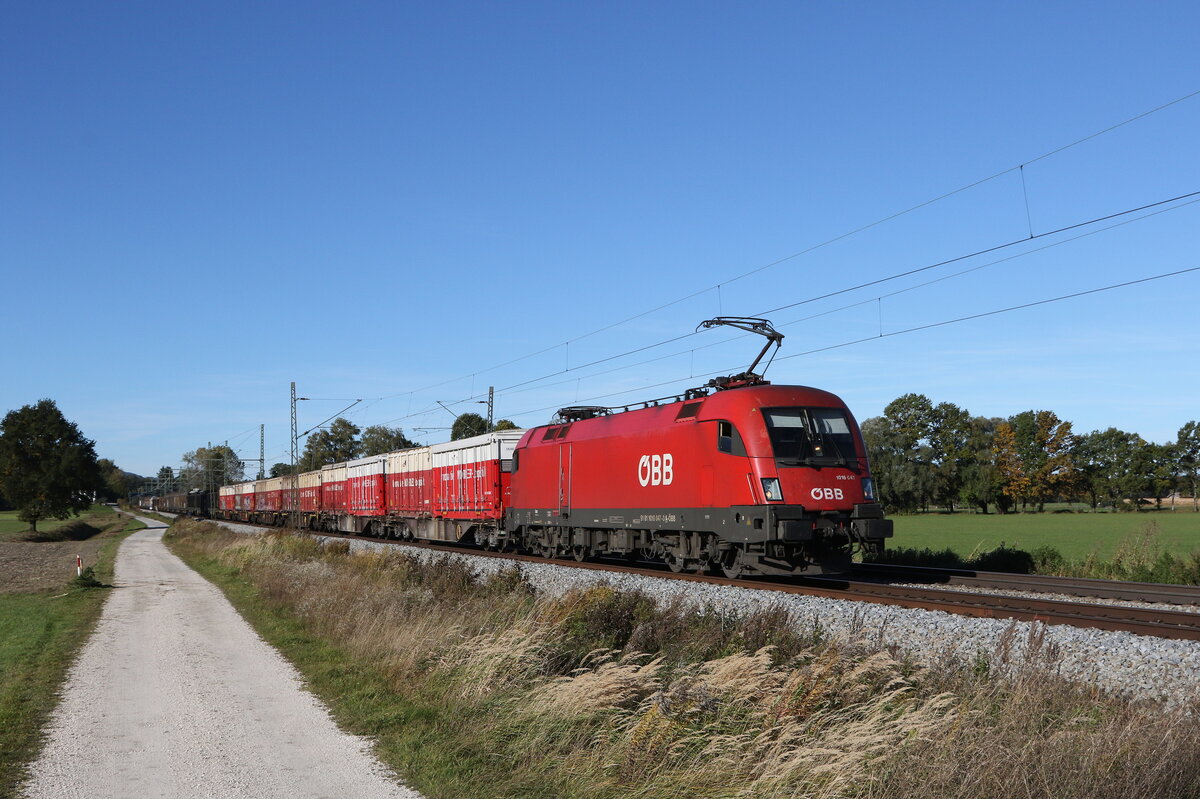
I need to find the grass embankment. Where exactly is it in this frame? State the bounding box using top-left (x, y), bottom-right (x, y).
top-left (168, 518), bottom-right (1200, 799)
top-left (0, 507), bottom-right (144, 799)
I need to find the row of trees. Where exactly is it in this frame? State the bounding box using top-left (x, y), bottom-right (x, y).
top-left (273, 413), bottom-right (517, 475)
top-left (862, 393), bottom-right (1200, 513)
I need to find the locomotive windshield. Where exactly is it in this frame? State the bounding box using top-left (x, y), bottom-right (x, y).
top-left (762, 407), bottom-right (857, 467)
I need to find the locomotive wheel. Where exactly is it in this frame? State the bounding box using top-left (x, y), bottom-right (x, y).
top-left (571, 545), bottom-right (588, 562)
top-left (666, 553), bottom-right (686, 573)
top-left (721, 546), bottom-right (748, 579)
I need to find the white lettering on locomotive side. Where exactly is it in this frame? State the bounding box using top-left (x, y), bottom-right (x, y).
top-left (638, 453), bottom-right (674, 486)
top-left (811, 487), bottom-right (845, 501)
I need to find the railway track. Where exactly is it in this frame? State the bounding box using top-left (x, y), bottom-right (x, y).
top-left (285, 527), bottom-right (1200, 643)
top-left (851, 562), bottom-right (1200, 606)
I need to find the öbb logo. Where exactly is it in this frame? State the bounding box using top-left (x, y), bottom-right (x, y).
top-left (638, 454), bottom-right (674, 486)
top-left (811, 487), bottom-right (845, 501)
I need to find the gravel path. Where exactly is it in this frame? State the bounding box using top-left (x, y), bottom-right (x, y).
top-left (22, 516), bottom-right (423, 799)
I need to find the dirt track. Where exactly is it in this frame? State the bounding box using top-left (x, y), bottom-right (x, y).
top-left (22, 516), bottom-right (423, 799)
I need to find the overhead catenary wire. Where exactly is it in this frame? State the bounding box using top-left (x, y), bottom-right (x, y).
top-left (371, 88), bottom-right (1200, 405)
top-left (387, 187), bottom-right (1200, 420)
top-left (491, 264), bottom-right (1200, 423)
top-left (457, 194), bottom-right (1200, 409)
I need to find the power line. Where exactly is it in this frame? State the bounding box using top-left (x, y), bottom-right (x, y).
top-left (371, 89), bottom-right (1200, 405)
top-left (756, 190), bottom-right (1200, 317)
top-left (408, 188), bottom-right (1200, 416)
top-left (778, 266), bottom-right (1200, 360)
top-left (492, 264), bottom-right (1200, 423)
top-left (486, 193), bottom-right (1165, 404)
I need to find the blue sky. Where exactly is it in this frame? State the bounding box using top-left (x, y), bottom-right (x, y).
top-left (2, 1), bottom-right (1198, 477)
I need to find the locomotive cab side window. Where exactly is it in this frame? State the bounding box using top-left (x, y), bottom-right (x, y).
top-left (716, 420), bottom-right (747, 456)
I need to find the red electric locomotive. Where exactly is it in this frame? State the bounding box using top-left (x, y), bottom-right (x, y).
top-left (500, 318), bottom-right (892, 576)
top-left (503, 383), bottom-right (890, 576)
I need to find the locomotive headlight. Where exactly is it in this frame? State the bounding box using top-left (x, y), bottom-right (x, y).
top-left (761, 478), bottom-right (783, 502)
top-left (862, 477), bottom-right (877, 501)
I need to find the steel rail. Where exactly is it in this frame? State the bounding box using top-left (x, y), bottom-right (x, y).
top-left (284, 528), bottom-right (1200, 642)
top-left (852, 563), bottom-right (1200, 606)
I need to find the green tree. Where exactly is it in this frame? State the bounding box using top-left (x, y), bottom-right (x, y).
top-left (299, 418), bottom-right (361, 471)
top-left (269, 462), bottom-right (296, 478)
top-left (1177, 421), bottom-right (1200, 510)
top-left (451, 412), bottom-right (489, 441)
top-left (0, 399), bottom-right (104, 532)
top-left (359, 425), bottom-right (417, 455)
top-left (96, 458), bottom-right (138, 502)
top-left (863, 394), bottom-right (966, 512)
top-left (182, 444), bottom-right (243, 492)
top-left (1146, 442), bottom-right (1178, 510)
top-left (927, 401), bottom-right (973, 511)
top-left (1073, 428), bottom-right (1145, 510)
top-left (957, 416), bottom-right (1005, 513)
top-left (493, 419), bottom-right (519, 432)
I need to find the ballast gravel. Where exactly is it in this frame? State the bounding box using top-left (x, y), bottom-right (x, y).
top-left (23, 518), bottom-right (424, 799)
top-left (336, 536), bottom-right (1200, 706)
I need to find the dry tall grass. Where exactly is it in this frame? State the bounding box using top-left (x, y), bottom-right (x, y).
top-left (169, 520), bottom-right (1200, 799)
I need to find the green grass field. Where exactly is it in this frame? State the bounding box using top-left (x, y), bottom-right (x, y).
top-left (0, 504), bottom-right (117, 541)
top-left (890, 510), bottom-right (1200, 561)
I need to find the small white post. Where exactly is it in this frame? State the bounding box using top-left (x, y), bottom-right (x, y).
top-left (76, 555), bottom-right (82, 577)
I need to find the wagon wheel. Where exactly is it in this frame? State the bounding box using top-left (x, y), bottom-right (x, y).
top-left (666, 552), bottom-right (688, 573)
top-left (571, 545), bottom-right (588, 562)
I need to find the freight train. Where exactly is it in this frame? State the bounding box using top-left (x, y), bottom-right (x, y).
top-left (148, 319), bottom-right (892, 576)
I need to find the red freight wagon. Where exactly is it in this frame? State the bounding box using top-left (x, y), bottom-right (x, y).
top-left (280, 475), bottom-right (298, 512)
top-left (298, 470), bottom-right (322, 513)
top-left (235, 481), bottom-right (256, 514)
top-left (219, 485), bottom-right (236, 513)
top-left (320, 463), bottom-right (348, 513)
top-left (346, 455), bottom-right (386, 517)
top-left (255, 477), bottom-right (284, 513)
top-left (431, 430), bottom-right (524, 520)
top-left (385, 447), bottom-right (432, 516)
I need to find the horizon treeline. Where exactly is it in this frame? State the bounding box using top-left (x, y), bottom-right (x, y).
top-left (861, 393), bottom-right (1199, 514)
